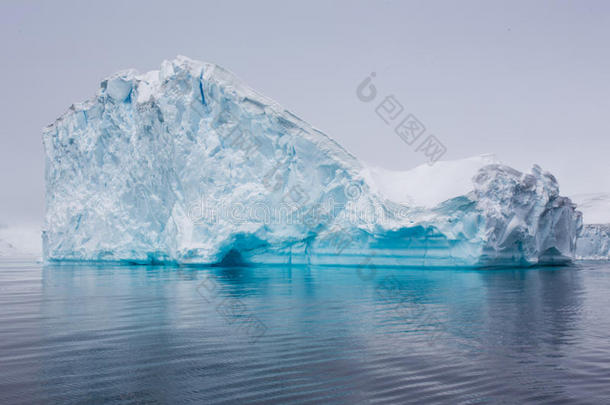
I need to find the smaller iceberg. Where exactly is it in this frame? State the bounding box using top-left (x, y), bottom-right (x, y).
top-left (572, 193), bottom-right (610, 260)
top-left (0, 224), bottom-right (42, 259)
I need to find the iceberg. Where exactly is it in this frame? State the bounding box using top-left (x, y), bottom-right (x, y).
top-left (576, 225), bottom-right (610, 260)
top-left (571, 193), bottom-right (610, 260)
top-left (43, 56), bottom-right (582, 266)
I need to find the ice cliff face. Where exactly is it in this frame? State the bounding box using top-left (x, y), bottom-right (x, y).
top-left (43, 56), bottom-right (582, 266)
top-left (472, 165), bottom-right (581, 265)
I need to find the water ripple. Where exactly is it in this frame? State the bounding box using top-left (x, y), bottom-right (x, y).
top-left (1, 260), bottom-right (610, 404)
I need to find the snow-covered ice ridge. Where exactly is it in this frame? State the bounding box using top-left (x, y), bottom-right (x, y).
top-left (43, 56), bottom-right (582, 266)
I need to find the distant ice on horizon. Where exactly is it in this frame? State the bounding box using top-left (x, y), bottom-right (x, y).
top-left (0, 224), bottom-right (42, 259)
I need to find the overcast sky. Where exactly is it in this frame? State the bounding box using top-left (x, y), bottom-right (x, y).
top-left (1, 0), bottom-right (609, 223)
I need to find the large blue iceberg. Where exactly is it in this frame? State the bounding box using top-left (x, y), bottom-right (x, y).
top-left (43, 56), bottom-right (582, 266)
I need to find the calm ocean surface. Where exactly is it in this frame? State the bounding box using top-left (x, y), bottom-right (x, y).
top-left (1, 259), bottom-right (609, 404)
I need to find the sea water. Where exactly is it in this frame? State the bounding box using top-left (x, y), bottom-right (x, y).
top-left (1, 259), bottom-right (609, 404)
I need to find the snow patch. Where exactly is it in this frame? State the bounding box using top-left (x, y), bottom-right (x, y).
top-left (363, 154), bottom-right (499, 208)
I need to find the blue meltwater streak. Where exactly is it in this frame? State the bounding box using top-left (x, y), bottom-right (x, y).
top-left (1, 259), bottom-right (609, 404)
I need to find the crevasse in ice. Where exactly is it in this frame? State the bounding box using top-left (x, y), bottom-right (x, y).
top-left (43, 56), bottom-right (582, 266)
